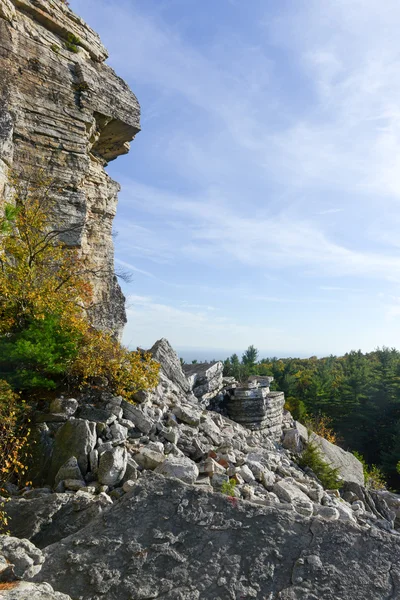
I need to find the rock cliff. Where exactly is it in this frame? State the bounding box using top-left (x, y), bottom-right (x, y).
top-left (0, 0), bottom-right (141, 336)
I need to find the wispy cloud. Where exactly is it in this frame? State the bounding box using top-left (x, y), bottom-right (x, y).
top-left (115, 259), bottom-right (156, 280)
top-left (69, 0), bottom-right (400, 354)
top-left (123, 294), bottom-right (292, 351)
top-left (119, 180), bottom-right (400, 280)
top-left (317, 208), bottom-right (344, 215)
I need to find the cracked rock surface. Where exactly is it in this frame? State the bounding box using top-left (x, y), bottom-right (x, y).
top-left (32, 473), bottom-right (400, 600)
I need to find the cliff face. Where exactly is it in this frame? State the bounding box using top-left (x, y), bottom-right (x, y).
top-left (0, 0), bottom-right (140, 336)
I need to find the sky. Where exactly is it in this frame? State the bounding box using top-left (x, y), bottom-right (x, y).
top-left (70, 0), bottom-right (400, 360)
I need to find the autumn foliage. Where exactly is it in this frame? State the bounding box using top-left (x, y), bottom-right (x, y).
top-left (0, 169), bottom-right (159, 397)
top-left (0, 379), bottom-right (30, 531)
top-left (0, 170), bottom-right (159, 525)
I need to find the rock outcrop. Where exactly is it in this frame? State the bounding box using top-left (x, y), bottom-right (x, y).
top-left (0, 0), bottom-right (141, 336)
top-left (31, 474), bottom-right (400, 600)
top-left (3, 337), bottom-right (400, 599)
top-left (310, 432), bottom-right (365, 486)
top-left (0, 536), bottom-right (72, 599)
top-left (225, 380), bottom-right (285, 439)
top-left (183, 361), bottom-right (224, 406)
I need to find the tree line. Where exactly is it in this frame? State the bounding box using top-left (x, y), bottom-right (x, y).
top-left (222, 345), bottom-right (400, 489)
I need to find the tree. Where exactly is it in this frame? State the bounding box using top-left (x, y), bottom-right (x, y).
top-left (0, 168), bottom-right (159, 397)
top-left (242, 345), bottom-right (258, 368)
top-left (0, 170), bottom-right (92, 336)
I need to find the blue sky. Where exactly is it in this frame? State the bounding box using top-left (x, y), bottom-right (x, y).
top-left (70, 0), bottom-right (400, 359)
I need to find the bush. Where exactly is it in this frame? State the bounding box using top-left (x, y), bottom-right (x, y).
top-left (65, 32), bottom-right (80, 53)
top-left (353, 451), bottom-right (386, 490)
top-left (0, 314), bottom-right (82, 391)
top-left (221, 478), bottom-right (237, 497)
top-left (305, 414), bottom-right (338, 444)
top-left (0, 380), bottom-right (30, 532)
top-left (284, 396), bottom-right (308, 421)
top-left (70, 328), bottom-right (159, 401)
top-left (298, 442), bottom-right (341, 489)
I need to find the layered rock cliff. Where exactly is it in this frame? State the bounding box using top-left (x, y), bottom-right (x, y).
top-left (0, 0), bottom-right (140, 336)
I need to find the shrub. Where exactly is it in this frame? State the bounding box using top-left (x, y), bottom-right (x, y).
top-left (70, 328), bottom-right (159, 401)
top-left (305, 414), bottom-right (338, 444)
top-left (0, 380), bottom-right (30, 532)
top-left (298, 442), bottom-right (341, 489)
top-left (353, 451), bottom-right (386, 490)
top-left (65, 32), bottom-right (80, 53)
top-left (0, 314), bottom-right (82, 391)
top-left (221, 478), bottom-right (237, 497)
top-left (284, 396), bottom-right (308, 422)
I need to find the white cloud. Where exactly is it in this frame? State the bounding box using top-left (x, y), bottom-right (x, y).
top-left (119, 180), bottom-right (400, 281)
top-left (122, 295), bottom-right (292, 351)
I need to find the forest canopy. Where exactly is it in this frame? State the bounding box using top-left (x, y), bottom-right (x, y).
top-left (222, 346), bottom-right (400, 488)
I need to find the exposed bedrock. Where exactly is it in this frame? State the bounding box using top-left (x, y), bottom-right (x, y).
top-left (32, 473), bottom-right (400, 600)
top-left (0, 0), bottom-right (141, 335)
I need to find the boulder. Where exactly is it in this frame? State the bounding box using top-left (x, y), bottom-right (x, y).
top-left (54, 457), bottom-right (83, 487)
top-left (64, 479), bottom-right (86, 492)
top-left (282, 429), bottom-right (302, 453)
top-left (199, 417), bottom-right (222, 445)
top-left (4, 493), bottom-right (111, 549)
top-left (50, 419), bottom-right (96, 482)
top-left (183, 361), bottom-right (224, 405)
top-left (133, 448), bottom-right (165, 470)
top-left (110, 422), bottom-right (128, 443)
top-left (150, 338), bottom-right (191, 395)
top-left (0, 582), bottom-right (72, 599)
top-left (98, 447), bottom-right (127, 486)
top-left (34, 473), bottom-right (400, 600)
top-left (173, 404), bottom-right (202, 426)
top-left (0, 535), bottom-right (44, 579)
top-left (294, 420), bottom-right (309, 443)
top-left (310, 433), bottom-right (364, 486)
top-left (273, 479), bottom-right (314, 507)
top-left (120, 402), bottom-right (154, 434)
top-left (49, 398), bottom-right (78, 417)
top-left (155, 456), bottom-right (199, 484)
top-left (76, 405), bottom-right (115, 424)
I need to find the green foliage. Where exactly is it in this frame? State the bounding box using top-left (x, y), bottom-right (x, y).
top-left (284, 396), bottom-right (308, 422)
top-left (221, 478), bottom-right (237, 496)
top-left (65, 32), bottom-right (80, 53)
top-left (220, 345), bottom-right (400, 490)
top-left (0, 169), bottom-right (159, 400)
top-left (51, 44), bottom-right (60, 54)
top-left (223, 349), bottom-right (255, 383)
top-left (0, 314), bottom-right (81, 391)
top-left (298, 442), bottom-right (341, 490)
top-left (0, 204), bottom-right (19, 234)
top-left (353, 451), bottom-right (386, 490)
top-left (242, 345), bottom-right (258, 368)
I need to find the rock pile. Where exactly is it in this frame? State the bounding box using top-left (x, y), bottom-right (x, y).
top-left (2, 338), bottom-right (400, 598)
